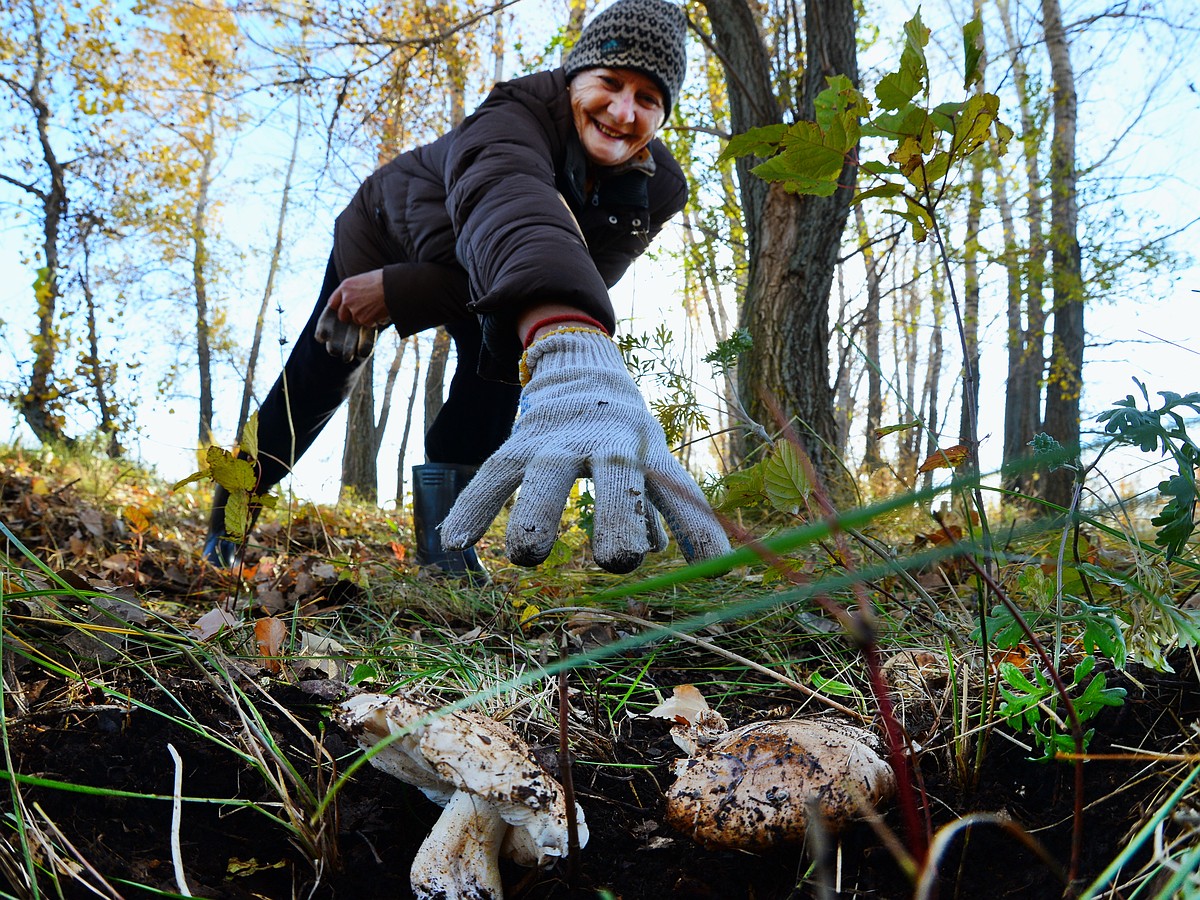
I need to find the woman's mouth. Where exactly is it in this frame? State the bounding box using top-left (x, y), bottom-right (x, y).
top-left (592, 119), bottom-right (628, 140)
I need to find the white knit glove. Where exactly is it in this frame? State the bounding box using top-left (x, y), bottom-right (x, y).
top-left (315, 306), bottom-right (382, 362)
top-left (440, 329), bottom-right (732, 573)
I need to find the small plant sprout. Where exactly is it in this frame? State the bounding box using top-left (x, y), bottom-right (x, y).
top-left (337, 692), bottom-right (588, 900)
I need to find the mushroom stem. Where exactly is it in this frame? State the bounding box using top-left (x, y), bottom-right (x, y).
top-left (410, 788), bottom-right (509, 900)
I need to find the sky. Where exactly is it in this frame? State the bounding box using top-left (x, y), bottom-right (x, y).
top-left (0, 0), bottom-right (1197, 514)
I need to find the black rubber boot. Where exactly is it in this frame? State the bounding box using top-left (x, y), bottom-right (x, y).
top-left (202, 484), bottom-right (260, 568)
top-left (412, 463), bottom-right (489, 583)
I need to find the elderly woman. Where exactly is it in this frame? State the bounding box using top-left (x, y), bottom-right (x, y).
top-left (204, 0), bottom-right (730, 577)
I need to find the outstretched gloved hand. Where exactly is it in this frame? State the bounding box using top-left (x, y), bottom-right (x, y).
top-left (439, 328), bottom-right (732, 574)
top-left (315, 306), bottom-right (381, 362)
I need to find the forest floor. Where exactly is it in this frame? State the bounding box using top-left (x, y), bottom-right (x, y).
top-left (2, 449), bottom-right (1199, 899)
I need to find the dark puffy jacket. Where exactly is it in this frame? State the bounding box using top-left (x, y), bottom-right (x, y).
top-left (332, 68), bottom-right (688, 382)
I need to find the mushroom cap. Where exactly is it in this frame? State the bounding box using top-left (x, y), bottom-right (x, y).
top-left (337, 691), bottom-right (588, 862)
top-left (664, 719), bottom-right (895, 852)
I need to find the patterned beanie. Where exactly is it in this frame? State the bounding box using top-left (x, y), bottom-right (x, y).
top-left (564, 0), bottom-right (688, 115)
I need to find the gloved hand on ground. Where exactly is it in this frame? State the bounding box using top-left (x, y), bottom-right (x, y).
top-left (439, 328), bottom-right (732, 574)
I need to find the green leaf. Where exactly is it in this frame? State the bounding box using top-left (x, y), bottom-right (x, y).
top-left (860, 160), bottom-right (902, 177)
top-left (762, 441), bottom-right (812, 515)
top-left (875, 68), bottom-right (922, 111)
top-left (715, 465), bottom-right (766, 515)
top-left (874, 419), bottom-right (922, 437)
top-left (718, 123), bottom-right (789, 164)
top-left (810, 672), bottom-right (859, 697)
top-left (207, 446), bottom-right (257, 491)
top-left (223, 489), bottom-right (250, 541)
top-left (876, 10), bottom-right (930, 110)
top-left (962, 15), bottom-right (984, 89)
top-left (240, 411), bottom-right (260, 461)
top-left (953, 93), bottom-right (1001, 156)
top-left (853, 182), bottom-right (904, 205)
top-left (883, 196), bottom-right (933, 242)
top-left (172, 469), bottom-right (210, 491)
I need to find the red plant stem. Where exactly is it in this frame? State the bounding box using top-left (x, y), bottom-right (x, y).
top-left (736, 406), bottom-right (932, 865)
top-left (937, 521), bottom-right (1085, 890)
top-left (558, 633), bottom-right (581, 883)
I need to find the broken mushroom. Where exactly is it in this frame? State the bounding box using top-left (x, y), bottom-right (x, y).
top-left (647, 684), bottom-right (729, 756)
top-left (664, 718), bottom-right (895, 852)
top-left (336, 691), bottom-right (587, 900)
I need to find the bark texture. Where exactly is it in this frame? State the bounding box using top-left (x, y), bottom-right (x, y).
top-left (1039, 0), bottom-right (1084, 510)
top-left (703, 0), bottom-right (858, 484)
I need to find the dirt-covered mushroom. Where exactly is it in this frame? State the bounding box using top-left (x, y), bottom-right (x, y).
top-left (664, 718), bottom-right (895, 852)
top-left (337, 692), bottom-right (588, 900)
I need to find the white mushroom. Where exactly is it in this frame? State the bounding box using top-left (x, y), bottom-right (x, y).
top-left (337, 692), bottom-right (588, 900)
top-left (664, 718), bottom-right (895, 852)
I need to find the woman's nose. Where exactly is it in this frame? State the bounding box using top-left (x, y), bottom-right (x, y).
top-left (609, 89), bottom-right (636, 123)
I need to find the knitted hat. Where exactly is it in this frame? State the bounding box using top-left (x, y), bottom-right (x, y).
top-left (564, 0), bottom-right (688, 115)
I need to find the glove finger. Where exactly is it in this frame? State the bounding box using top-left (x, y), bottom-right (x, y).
top-left (644, 455), bottom-right (732, 564)
top-left (644, 499), bottom-right (669, 554)
top-left (439, 455), bottom-right (526, 551)
top-left (506, 457), bottom-right (580, 566)
top-left (590, 457), bottom-right (650, 574)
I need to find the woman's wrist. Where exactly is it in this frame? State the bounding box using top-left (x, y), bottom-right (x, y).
top-left (517, 304), bottom-right (609, 349)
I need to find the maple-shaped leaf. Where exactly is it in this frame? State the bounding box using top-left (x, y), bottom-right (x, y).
top-left (917, 444), bottom-right (971, 473)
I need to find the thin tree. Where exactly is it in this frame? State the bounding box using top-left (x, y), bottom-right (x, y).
top-left (0, 0), bottom-right (71, 444)
top-left (1038, 0), bottom-right (1083, 511)
top-left (997, 0), bottom-right (1049, 497)
top-left (238, 91), bottom-right (304, 439)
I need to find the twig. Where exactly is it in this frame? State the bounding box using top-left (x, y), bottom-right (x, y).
top-left (167, 743), bottom-right (193, 898)
top-left (558, 633), bottom-right (581, 884)
top-left (539, 607), bottom-right (869, 723)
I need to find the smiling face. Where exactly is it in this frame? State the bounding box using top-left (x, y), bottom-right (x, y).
top-left (569, 67), bottom-right (666, 168)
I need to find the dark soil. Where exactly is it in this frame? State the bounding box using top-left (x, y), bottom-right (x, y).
top-left (7, 646), bottom-right (1196, 899)
top-left (3, 460), bottom-right (1198, 899)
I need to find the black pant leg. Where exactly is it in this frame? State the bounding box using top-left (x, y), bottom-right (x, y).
top-left (423, 317), bottom-right (521, 466)
top-left (252, 256), bottom-right (368, 489)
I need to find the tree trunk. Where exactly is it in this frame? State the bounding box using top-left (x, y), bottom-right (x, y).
top-left (396, 336), bottom-right (422, 505)
top-left (78, 218), bottom-right (122, 457)
top-left (192, 90), bottom-right (217, 448)
top-left (855, 205), bottom-right (884, 469)
top-left (1039, 0), bottom-right (1084, 510)
top-left (994, 155), bottom-right (1039, 498)
top-left (5, 3), bottom-right (71, 445)
top-left (958, 149), bottom-right (984, 444)
top-left (423, 326), bottom-right (451, 449)
top-left (239, 92), bottom-right (303, 439)
top-left (920, 255), bottom-right (946, 495)
top-left (998, 0), bottom-right (1048, 499)
top-left (341, 358), bottom-right (378, 502)
top-left (703, 0), bottom-right (857, 486)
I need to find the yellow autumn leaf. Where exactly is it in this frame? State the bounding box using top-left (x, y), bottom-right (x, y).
top-left (917, 444), bottom-right (971, 473)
